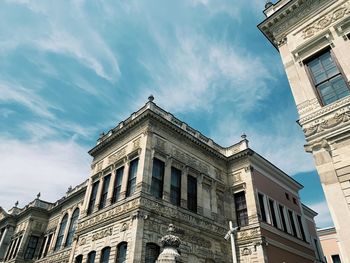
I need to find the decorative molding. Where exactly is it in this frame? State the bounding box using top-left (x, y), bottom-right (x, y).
top-left (302, 1), bottom-right (350, 39)
top-left (108, 147), bottom-right (126, 165)
top-left (91, 227), bottom-right (113, 241)
top-left (172, 146), bottom-right (209, 175)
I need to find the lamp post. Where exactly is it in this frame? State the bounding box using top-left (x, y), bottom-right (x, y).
top-left (224, 221), bottom-right (239, 263)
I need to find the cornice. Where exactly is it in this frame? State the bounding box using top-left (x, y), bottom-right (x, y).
top-left (258, 0), bottom-right (336, 48)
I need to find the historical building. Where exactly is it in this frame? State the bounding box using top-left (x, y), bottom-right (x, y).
top-left (318, 227), bottom-right (342, 263)
top-left (0, 98), bottom-right (322, 262)
top-left (258, 0), bottom-right (350, 262)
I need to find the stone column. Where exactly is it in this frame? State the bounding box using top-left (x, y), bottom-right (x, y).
top-left (197, 174), bottom-right (203, 215)
top-left (120, 161), bottom-right (130, 199)
top-left (94, 178), bottom-right (103, 212)
top-left (156, 224), bottom-right (182, 263)
top-left (107, 169), bottom-right (116, 205)
top-left (180, 167), bottom-right (188, 209)
top-left (163, 157), bottom-right (172, 202)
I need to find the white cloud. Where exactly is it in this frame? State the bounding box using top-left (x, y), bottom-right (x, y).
top-left (141, 33), bottom-right (274, 113)
top-left (0, 81), bottom-right (57, 119)
top-left (308, 200), bottom-right (334, 228)
top-left (0, 137), bottom-right (91, 211)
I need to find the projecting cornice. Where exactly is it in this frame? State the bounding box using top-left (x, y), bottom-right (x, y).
top-left (258, 0), bottom-right (337, 48)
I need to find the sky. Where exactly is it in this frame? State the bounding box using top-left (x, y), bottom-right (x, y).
top-left (0, 0), bottom-right (332, 228)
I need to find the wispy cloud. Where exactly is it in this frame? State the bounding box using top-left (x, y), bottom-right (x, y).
top-left (0, 137), bottom-right (91, 210)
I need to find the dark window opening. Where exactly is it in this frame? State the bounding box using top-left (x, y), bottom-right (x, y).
top-left (112, 166), bottom-right (124, 203)
top-left (117, 242), bottom-right (127, 263)
top-left (54, 214), bottom-right (68, 251)
top-left (43, 233), bottom-right (52, 257)
top-left (65, 208), bottom-right (80, 247)
top-left (99, 174), bottom-right (111, 209)
top-left (187, 175), bottom-right (197, 213)
top-left (87, 251), bottom-right (96, 263)
top-left (258, 193), bottom-right (267, 222)
top-left (75, 255), bottom-right (83, 263)
top-left (297, 215), bottom-right (306, 241)
top-left (24, 236), bottom-right (39, 259)
top-left (170, 167), bottom-right (181, 206)
top-left (100, 247), bottom-right (111, 263)
top-left (234, 191), bottom-right (248, 227)
top-left (151, 158), bottom-right (165, 198)
top-left (288, 210), bottom-right (297, 237)
top-left (126, 159), bottom-right (139, 197)
top-left (331, 254), bottom-right (342, 263)
top-left (269, 199), bottom-right (278, 227)
top-left (87, 181), bottom-right (100, 215)
top-left (145, 243), bottom-right (160, 263)
top-left (279, 205), bottom-right (287, 232)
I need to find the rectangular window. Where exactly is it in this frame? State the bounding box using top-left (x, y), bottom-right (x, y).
top-left (331, 255), bottom-right (341, 263)
top-left (258, 193), bottom-right (267, 222)
top-left (306, 49), bottom-right (350, 105)
top-left (288, 210), bottom-right (297, 237)
top-left (4, 239), bottom-right (14, 261)
top-left (234, 191), bottom-right (248, 227)
top-left (24, 236), bottom-right (39, 259)
top-left (151, 158), bottom-right (165, 198)
top-left (279, 205), bottom-right (287, 232)
top-left (126, 158), bottom-right (139, 197)
top-left (269, 199), bottom-right (278, 227)
top-left (187, 175), bottom-right (197, 213)
top-left (112, 166), bottom-right (124, 203)
top-left (297, 215), bottom-right (306, 241)
top-left (12, 236), bottom-right (22, 259)
top-left (87, 181), bottom-right (100, 215)
top-left (99, 174), bottom-right (111, 209)
top-left (170, 167), bottom-right (181, 206)
top-left (38, 236), bottom-right (47, 259)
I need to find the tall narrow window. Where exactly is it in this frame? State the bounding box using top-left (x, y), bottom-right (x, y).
top-left (331, 255), bottom-right (341, 263)
top-left (75, 255), bottom-right (83, 263)
top-left (170, 167), bottom-right (181, 206)
top-left (297, 215), bottom-right (306, 241)
top-left (112, 166), bottom-right (124, 203)
top-left (269, 199), bottom-right (278, 227)
top-left (126, 159), bottom-right (139, 197)
top-left (100, 247), bottom-right (111, 263)
top-left (43, 233), bottom-right (52, 257)
top-left (24, 236), bottom-right (39, 259)
top-left (279, 205), bottom-right (287, 232)
top-left (5, 239), bottom-right (15, 260)
top-left (258, 193), bottom-right (267, 222)
top-left (54, 214), bottom-right (68, 251)
top-left (306, 49), bottom-right (350, 105)
top-left (99, 174), bottom-right (111, 209)
top-left (116, 242), bottom-right (127, 263)
top-left (12, 236), bottom-right (22, 259)
top-left (145, 243), bottom-right (160, 263)
top-left (87, 181), bottom-right (100, 215)
top-left (87, 251), bottom-right (96, 263)
top-left (187, 175), bottom-right (197, 213)
top-left (288, 210), bottom-right (297, 237)
top-left (234, 191), bottom-right (248, 227)
top-left (38, 236), bottom-right (47, 259)
top-left (65, 208), bottom-right (80, 247)
top-left (151, 159), bottom-right (165, 198)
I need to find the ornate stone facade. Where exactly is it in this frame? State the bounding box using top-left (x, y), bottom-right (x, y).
top-left (259, 0), bottom-right (350, 262)
top-left (0, 100), bottom-right (320, 262)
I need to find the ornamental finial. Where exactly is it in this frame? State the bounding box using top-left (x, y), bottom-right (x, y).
top-left (36, 192), bottom-right (41, 199)
top-left (148, 94), bottom-right (154, 102)
top-left (15, 201), bottom-right (19, 207)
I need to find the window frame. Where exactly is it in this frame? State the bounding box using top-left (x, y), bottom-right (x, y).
top-left (24, 235), bottom-right (39, 260)
top-left (99, 174), bottom-right (111, 209)
top-left (150, 158), bottom-right (165, 199)
top-left (54, 213), bottom-right (68, 251)
top-left (100, 246), bottom-right (111, 263)
top-left (170, 167), bottom-right (181, 206)
top-left (65, 208), bottom-right (80, 247)
top-left (116, 242), bottom-right (128, 263)
top-left (145, 242), bottom-right (160, 263)
top-left (126, 158), bottom-right (139, 197)
top-left (187, 175), bottom-right (198, 213)
top-left (304, 47), bottom-right (350, 106)
top-left (87, 251), bottom-right (96, 263)
top-left (234, 191), bottom-right (248, 227)
top-left (87, 180), bottom-right (100, 215)
top-left (112, 166), bottom-right (124, 203)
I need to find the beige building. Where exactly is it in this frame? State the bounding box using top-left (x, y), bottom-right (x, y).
top-left (258, 0), bottom-right (350, 262)
top-left (0, 98), bottom-right (322, 262)
top-left (318, 227), bottom-right (341, 263)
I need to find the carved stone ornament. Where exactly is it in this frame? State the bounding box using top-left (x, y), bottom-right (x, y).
top-left (241, 248), bottom-right (252, 256)
top-left (156, 224), bottom-right (182, 263)
top-left (160, 224), bottom-right (181, 248)
top-left (302, 2), bottom-right (350, 39)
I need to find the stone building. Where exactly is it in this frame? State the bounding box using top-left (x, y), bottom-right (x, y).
top-left (1, 98), bottom-right (321, 262)
top-left (258, 0), bottom-right (350, 262)
top-left (317, 227), bottom-right (341, 263)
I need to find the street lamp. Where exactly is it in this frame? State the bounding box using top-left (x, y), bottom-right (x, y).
top-left (224, 221), bottom-right (239, 263)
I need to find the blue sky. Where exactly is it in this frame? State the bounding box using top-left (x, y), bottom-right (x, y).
top-left (0, 0), bottom-right (332, 228)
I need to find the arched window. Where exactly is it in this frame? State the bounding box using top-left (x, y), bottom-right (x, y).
top-left (87, 251), bottom-right (96, 263)
top-left (75, 254), bottom-right (83, 263)
top-left (145, 243), bottom-right (160, 263)
top-left (116, 242), bottom-right (127, 263)
top-left (65, 208), bottom-right (80, 247)
top-left (54, 214), bottom-right (68, 251)
top-left (100, 246), bottom-right (111, 263)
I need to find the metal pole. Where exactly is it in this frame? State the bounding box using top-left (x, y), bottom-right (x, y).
top-left (229, 221), bottom-right (238, 263)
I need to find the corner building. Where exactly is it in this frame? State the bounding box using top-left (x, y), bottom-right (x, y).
top-left (1, 99), bottom-right (321, 262)
top-left (259, 0), bottom-right (350, 262)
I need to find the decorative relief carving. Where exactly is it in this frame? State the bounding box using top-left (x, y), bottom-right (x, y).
top-left (77, 199), bottom-right (140, 231)
top-left (231, 172), bottom-right (242, 183)
top-left (172, 147), bottom-right (209, 174)
top-left (92, 227), bottom-right (113, 241)
top-left (133, 137), bottom-right (141, 150)
top-left (78, 237), bottom-right (86, 245)
top-left (47, 219), bottom-right (59, 231)
top-left (241, 248), bottom-right (252, 256)
top-left (297, 98), bottom-right (320, 116)
top-left (303, 108), bottom-right (350, 137)
top-left (108, 147), bottom-right (126, 164)
top-left (141, 198), bottom-right (226, 234)
top-left (237, 227), bottom-right (260, 241)
top-left (155, 137), bottom-right (166, 151)
top-left (302, 2), bottom-right (350, 39)
top-left (120, 223), bottom-right (129, 232)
